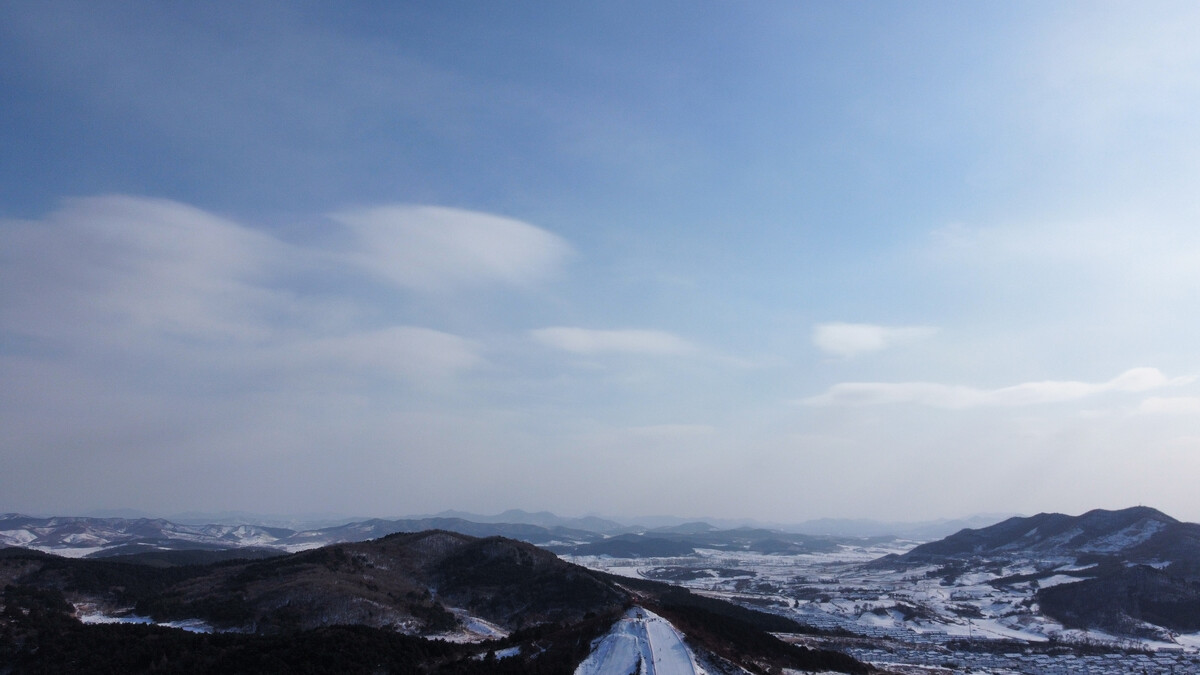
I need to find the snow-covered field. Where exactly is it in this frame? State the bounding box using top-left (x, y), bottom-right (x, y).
top-left (564, 542), bottom-right (1200, 673)
top-left (568, 544), bottom-right (1128, 647)
top-left (575, 607), bottom-right (703, 675)
top-left (25, 545), bottom-right (110, 558)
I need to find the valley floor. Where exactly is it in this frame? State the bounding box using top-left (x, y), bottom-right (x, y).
top-left (565, 544), bottom-right (1200, 674)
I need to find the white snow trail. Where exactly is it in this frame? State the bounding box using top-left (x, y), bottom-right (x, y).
top-left (574, 607), bottom-right (702, 675)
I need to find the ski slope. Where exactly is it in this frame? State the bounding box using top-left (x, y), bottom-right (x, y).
top-left (575, 607), bottom-right (703, 675)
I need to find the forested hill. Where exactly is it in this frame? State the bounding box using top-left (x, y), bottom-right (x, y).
top-left (1, 530), bottom-right (869, 673)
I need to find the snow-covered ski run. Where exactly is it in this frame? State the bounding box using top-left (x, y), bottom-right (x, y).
top-left (574, 607), bottom-right (703, 675)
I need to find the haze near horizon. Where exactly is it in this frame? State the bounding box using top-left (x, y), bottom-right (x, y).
top-left (3, 2), bottom-right (1200, 523)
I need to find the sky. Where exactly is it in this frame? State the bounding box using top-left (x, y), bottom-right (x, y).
top-left (4, 1), bottom-right (1200, 523)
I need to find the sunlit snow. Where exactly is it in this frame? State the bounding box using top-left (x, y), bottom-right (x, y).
top-left (78, 612), bottom-right (215, 634)
top-left (574, 607), bottom-right (703, 675)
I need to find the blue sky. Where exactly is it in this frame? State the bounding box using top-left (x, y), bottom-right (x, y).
top-left (4, 2), bottom-right (1200, 522)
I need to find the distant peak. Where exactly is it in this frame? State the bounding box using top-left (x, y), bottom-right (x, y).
top-left (1078, 505), bottom-right (1177, 523)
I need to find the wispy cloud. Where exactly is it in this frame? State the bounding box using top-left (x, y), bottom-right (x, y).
top-left (530, 327), bottom-right (699, 356)
top-left (0, 195), bottom-right (286, 343)
top-left (0, 197), bottom-right (523, 386)
top-left (333, 205), bottom-right (572, 293)
top-left (802, 367), bottom-right (1191, 409)
top-left (292, 327), bottom-right (482, 381)
top-left (1137, 396), bottom-right (1200, 415)
top-left (626, 424), bottom-right (716, 439)
top-left (812, 322), bottom-right (937, 358)
top-left (1021, 3), bottom-right (1200, 142)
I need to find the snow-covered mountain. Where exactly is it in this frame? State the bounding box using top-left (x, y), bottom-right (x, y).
top-left (874, 506), bottom-right (1200, 638)
top-left (0, 512), bottom-right (889, 559)
top-left (0, 513), bottom-right (605, 557)
top-left (894, 506), bottom-right (1199, 563)
top-left (0, 514), bottom-right (294, 553)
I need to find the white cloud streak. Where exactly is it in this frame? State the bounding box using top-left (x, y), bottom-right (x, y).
top-left (0, 195), bottom-right (286, 342)
top-left (802, 367), bottom-right (1191, 409)
top-left (333, 205), bottom-right (572, 292)
top-left (812, 322), bottom-right (938, 358)
top-left (0, 197), bottom-right (558, 388)
top-left (292, 327), bottom-right (482, 381)
top-left (530, 327), bottom-right (699, 356)
top-left (1137, 396), bottom-right (1200, 415)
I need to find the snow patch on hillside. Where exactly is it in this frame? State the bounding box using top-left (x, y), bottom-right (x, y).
top-left (31, 545), bottom-right (107, 558)
top-left (1080, 519), bottom-right (1166, 553)
top-left (78, 611), bottom-right (214, 634)
top-left (1037, 574), bottom-right (1083, 588)
top-left (0, 529), bottom-right (37, 546)
top-left (430, 609), bottom-right (511, 643)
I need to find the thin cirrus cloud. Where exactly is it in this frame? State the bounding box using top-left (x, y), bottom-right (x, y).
top-left (812, 323), bottom-right (938, 358)
top-left (3, 197), bottom-right (572, 343)
top-left (626, 424), bottom-right (716, 439)
top-left (802, 367), bottom-right (1191, 409)
top-left (531, 327), bottom-right (699, 356)
top-left (0, 196), bottom-right (576, 387)
top-left (0, 195), bottom-right (287, 343)
top-left (292, 327), bottom-right (482, 381)
top-left (332, 205), bottom-right (573, 293)
top-left (1137, 396), bottom-right (1200, 415)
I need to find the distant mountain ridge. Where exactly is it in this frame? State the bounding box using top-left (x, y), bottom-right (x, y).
top-left (0, 513), bottom-right (874, 561)
top-left (1, 510), bottom-right (1018, 555)
top-left (0, 514), bottom-right (295, 552)
top-left (0, 513), bottom-right (611, 557)
top-left (425, 509), bottom-right (629, 534)
top-left (879, 506), bottom-right (1200, 638)
top-left (553, 527), bottom-right (850, 558)
top-left (895, 506), bottom-right (1199, 563)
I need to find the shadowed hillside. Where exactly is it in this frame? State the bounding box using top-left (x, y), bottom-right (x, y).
top-left (1, 531), bottom-right (870, 674)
